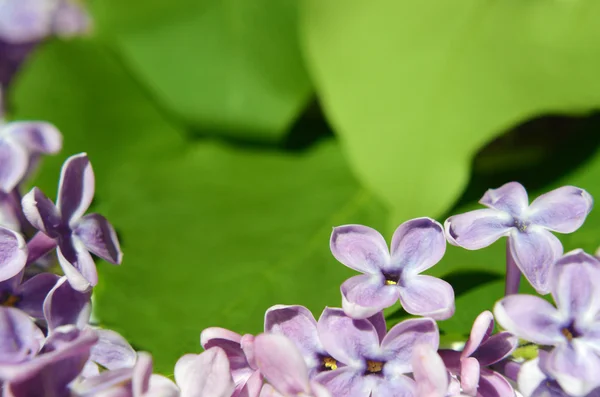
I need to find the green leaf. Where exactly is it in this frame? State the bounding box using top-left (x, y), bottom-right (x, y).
top-left (10, 39), bottom-right (387, 373)
top-left (89, 0), bottom-right (312, 140)
top-left (300, 0), bottom-right (600, 224)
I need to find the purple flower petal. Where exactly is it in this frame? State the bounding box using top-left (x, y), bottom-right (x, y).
top-left (91, 329), bottom-right (136, 371)
top-left (528, 186), bottom-right (593, 234)
top-left (460, 357), bottom-right (480, 396)
top-left (473, 332), bottom-right (518, 367)
top-left (0, 306), bottom-right (43, 364)
top-left (330, 225), bottom-right (388, 274)
top-left (14, 272), bottom-right (59, 319)
top-left (43, 275), bottom-right (91, 330)
top-left (175, 348), bottom-right (235, 397)
top-left (389, 217), bottom-right (446, 274)
top-left (494, 295), bottom-right (564, 345)
top-left (70, 367), bottom-right (132, 395)
top-left (517, 357), bottom-right (548, 397)
top-left (0, 139), bottom-right (27, 192)
top-left (479, 182), bottom-right (529, 216)
top-left (51, 0), bottom-right (91, 38)
top-left (366, 311), bottom-right (387, 343)
top-left (56, 237), bottom-right (97, 292)
top-left (381, 318), bottom-right (439, 375)
top-left (75, 213), bottom-right (123, 264)
top-left (341, 274), bottom-right (399, 319)
top-left (462, 311), bottom-right (494, 359)
top-left (372, 376), bottom-right (416, 397)
top-left (254, 333), bottom-right (311, 396)
top-left (0, 225), bottom-right (27, 282)
top-left (315, 367), bottom-right (370, 397)
top-left (412, 344), bottom-right (448, 397)
top-left (546, 342), bottom-right (600, 396)
top-left (0, 0), bottom-right (55, 44)
top-left (510, 227), bottom-right (564, 294)
top-left (240, 334), bottom-right (257, 371)
top-left (200, 327), bottom-right (253, 384)
top-left (397, 275), bottom-right (455, 320)
top-left (552, 252), bottom-right (600, 320)
top-left (444, 209), bottom-right (513, 250)
top-left (21, 187), bottom-right (61, 235)
top-left (57, 153), bottom-right (95, 224)
top-left (2, 121), bottom-right (62, 154)
top-left (317, 307), bottom-right (379, 365)
top-left (132, 352), bottom-right (153, 395)
top-left (478, 369), bottom-right (515, 397)
top-left (235, 370), bottom-right (263, 397)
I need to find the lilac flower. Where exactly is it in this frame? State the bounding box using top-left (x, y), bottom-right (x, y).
top-left (0, 225), bottom-right (28, 282)
top-left (330, 218), bottom-right (454, 320)
top-left (254, 333), bottom-right (331, 397)
top-left (0, 270), bottom-right (58, 318)
top-left (438, 311), bottom-right (517, 397)
top-left (412, 344), bottom-right (464, 397)
top-left (313, 307), bottom-right (438, 397)
top-left (22, 153), bottom-right (123, 291)
top-left (201, 327), bottom-right (263, 397)
top-left (0, 306), bottom-right (44, 364)
top-left (494, 250), bottom-right (600, 396)
top-left (175, 347), bottom-right (235, 397)
top-left (445, 182), bottom-right (593, 294)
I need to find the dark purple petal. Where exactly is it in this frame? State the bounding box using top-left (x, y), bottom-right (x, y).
top-left (473, 332), bottom-right (518, 366)
top-left (389, 217), bottom-right (446, 274)
top-left (493, 295), bottom-right (564, 345)
top-left (0, 306), bottom-right (43, 364)
top-left (528, 186), bottom-right (593, 234)
top-left (200, 327), bottom-right (253, 384)
top-left (57, 153), bottom-right (94, 223)
top-left (462, 311), bottom-right (494, 359)
top-left (510, 227), bottom-right (564, 294)
top-left (397, 275), bottom-right (454, 320)
top-left (175, 348), bottom-right (235, 397)
top-left (75, 213), bottom-right (123, 264)
top-left (315, 367), bottom-right (370, 397)
top-left (317, 307), bottom-right (379, 365)
top-left (2, 121), bottom-right (62, 154)
top-left (0, 138), bottom-right (27, 192)
top-left (21, 187), bottom-right (61, 235)
top-left (56, 237), bottom-right (97, 292)
top-left (412, 344), bottom-right (448, 397)
top-left (479, 182), bottom-right (529, 216)
top-left (552, 253), bottom-right (600, 320)
top-left (460, 357), bottom-right (480, 396)
top-left (381, 318), bottom-right (439, 374)
top-left (43, 276), bottom-right (91, 330)
top-left (330, 225), bottom-right (389, 274)
top-left (477, 369), bottom-right (515, 397)
top-left (0, 226), bottom-right (27, 282)
top-left (14, 272), bottom-right (59, 319)
top-left (546, 342), bottom-right (600, 396)
top-left (254, 333), bottom-right (311, 395)
top-left (341, 274), bottom-right (400, 319)
top-left (444, 209), bottom-right (513, 250)
top-left (91, 329), bottom-right (136, 371)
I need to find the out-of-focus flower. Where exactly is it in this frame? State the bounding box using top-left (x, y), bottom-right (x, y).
top-left (0, 270), bottom-right (58, 318)
top-left (314, 307), bottom-right (438, 397)
top-left (22, 153), bottom-right (123, 291)
top-left (439, 311), bottom-right (517, 396)
top-left (330, 218), bottom-right (454, 320)
top-left (0, 225), bottom-right (27, 281)
top-left (175, 347), bottom-right (235, 397)
top-left (0, 306), bottom-right (44, 364)
top-left (445, 182), bottom-right (593, 294)
top-left (201, 327), bottom-right (263, 397)
top-left (412, 344), bottom-right (465, 397)
top-left (494, 250), bottom-right (600, 396)
top-left (254, 333), bottom-right (331, 397)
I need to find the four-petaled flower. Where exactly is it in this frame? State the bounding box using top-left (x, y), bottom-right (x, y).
top-left (330, 218), bottom-right (454, 319)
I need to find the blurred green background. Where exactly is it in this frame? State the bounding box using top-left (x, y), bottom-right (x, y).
top-left (5, 0), bottom-right (600, 374)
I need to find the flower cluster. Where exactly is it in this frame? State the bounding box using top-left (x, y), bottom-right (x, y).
top-left (0, 117), bottom-right (599, 397)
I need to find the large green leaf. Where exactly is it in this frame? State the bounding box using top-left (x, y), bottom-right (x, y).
top-left (10, 39), bottom-right (387, 373)
top-left (300, 0), bottom-right (600, 224)
top-left (89, 0), bottom-right (312, 140)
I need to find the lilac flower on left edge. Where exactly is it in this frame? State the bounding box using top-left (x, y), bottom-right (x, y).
top-left (22, 153), bottom-right (123, 291)
top-left (330, 218), bottom-right (454, 319)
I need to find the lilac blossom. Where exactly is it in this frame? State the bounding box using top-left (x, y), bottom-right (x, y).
top-left (175, 347), bottom-right (235, 397)
top-left (22, 153), bottom-right (123, 291)
top-left (313, 307), bottom-right (438, 397)
top-left (254, 333), bottom-right (331, 397)
top-left (0, 225), bottom-right (27, 281)
top-left (438, 311), bottom-right (517, 397)
top-left (0, 306), bottom-right (44, 364)
top-left (0, 269), bottom-right (58, 318)
top-left (330, 218), bottom-right (454, 320)
top-left (445, 182), bottom-right (593, 294)
top-left (201, 327), bottom-right (263, 397)
top-left (264, 305), bottom-right (386, 377)
top-left (494, 250), bottom-right (600, 396)
top-left (412, 344), bottom-right (464, 397)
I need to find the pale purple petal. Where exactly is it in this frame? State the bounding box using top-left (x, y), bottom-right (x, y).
top-left (366, 311), bottom-right (387, 343)
top-left (43, 275), bottom-right (91, 330)
top-left (309, 381), bottom-right (333, 397)
top-left (381, 318), bottom-right (439, 375)
top-left (0, 226), bottom-right (27, 282)
top-left (397, 275), bottom-right (454, 320)
top-left (528, 186), bottom-right (593, 233)
top-left (70, 366), bottom-right (132, 395)
top-left (317, 307), bottom-right (379, 365)
top-left (146, 374), bottom-right (180, 397)
top-left (517, 357), bottom-right (548, 397)
top-left (56, 237), bottom-right (97, 292)
top-left (389, 217), bottom-right (446, 274)
top-left (510, 227), bottom-right (564, 294)
top-left (0, 139), bottom-right (27, 192)
top-left (341, 274), bottom-right (400, 319)
top-left (75, 213), bottom-right (123, 264)
top-left (462, 311), bottom-right (494, 359)
top-left (21, 187), bottom-right (61, 234)
top-left (473, 332), bottom-right (518, 366)
top-left (330, 225), bottom-right (389, 274)
top-left (174, 348), bottom-right (235, 397)
top-left (547, 342), bottom-right (600, 397)
top-left (240, 334), bottom-right (256, 371)
top-left (372, 376), bottom-right (416, 397)
top-left (14, 272), bottom-right (59, 319)
top-left (235, 370), bottom-right (263, 397)
top-left (493, 295), bottom-right (564, 345)
top-left (412, 344), bottom-right (448, 397)
top-left (479, 182), bottom-right (529, 216)
top-left (132, 352), bottom-right (153, 396)
top-left (315, 367), bottom-right (371, 397)
top-left (0, 306), bottom-right (43, 363)
top-left (57, 153), bottom-right (95, 224)
top-left (259, 384), bottom-right (281, 397)
top-left (254, 333), bottom-right (311, 395)
top-left (444, 209), bottom-right (513, 249)
top-left (91, 329), bottom-right (136, 371)
top-left (552, 253), bottom-right (600, 320)
top-left (2, 121), bottom-right (62, 154)
top-left (478, 369), bottom-right (515, 397)
top-left (460, 357), bottom-right (480, 396)
top-left (51, 0), bottom-right (91, 37)
top-left (0, 0), bottom-right (55, 44)
top-left (200, 327), bottom-right (252, 384)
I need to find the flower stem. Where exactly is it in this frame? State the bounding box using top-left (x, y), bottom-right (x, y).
top-left (505, 239), bottom-right (521, 295)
